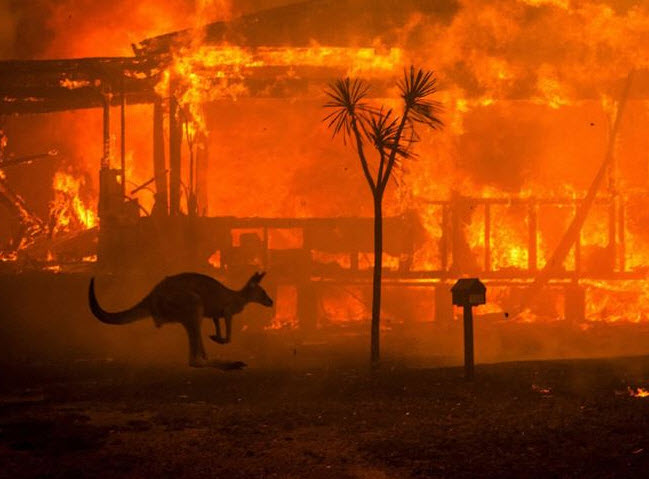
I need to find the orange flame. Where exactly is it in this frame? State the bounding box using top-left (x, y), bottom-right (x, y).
top-left (628, 387), bottom-right (649, 398)
top-left (50, 170), bottom-right (97, 235)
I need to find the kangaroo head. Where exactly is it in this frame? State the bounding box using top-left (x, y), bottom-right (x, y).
top-left (243, 271), bottom-right (273, 307)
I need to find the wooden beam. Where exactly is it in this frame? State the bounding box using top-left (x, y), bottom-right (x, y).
top-left (153, 99), bottom-right (168, 215)
top-left (168, 88), bottom-right (182, 215)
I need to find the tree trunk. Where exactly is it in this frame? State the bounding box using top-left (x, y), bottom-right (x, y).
top-left (371, 194), bottom-right (383, 366)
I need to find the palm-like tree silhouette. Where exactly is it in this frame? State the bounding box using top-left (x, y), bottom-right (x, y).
top-left (324, 67), bottom-right (442, 365)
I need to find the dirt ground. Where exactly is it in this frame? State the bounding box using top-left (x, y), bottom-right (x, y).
top-left (2, 356), bottom-right (649, 479)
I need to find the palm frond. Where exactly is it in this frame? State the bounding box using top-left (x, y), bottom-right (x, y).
top-left (323, 78), bottom-right (372, 143)
top-left (398, 66), bottom-right (444, 129)
top-left (366, 108), bottom-right (412, 160)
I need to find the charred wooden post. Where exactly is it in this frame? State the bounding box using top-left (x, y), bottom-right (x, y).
top-left (99, 93), bottom-right (113, 219)
top-left (169, 83), bottom-right (182, 216)
top-left (463, 305), bottom-right (474, 379)
top-left (451, 278), bottom-right (486, 380)
top-left (195, 132), bottom-right (209, 216)
top-left (101, 93), bottom-right (110, 170)
top-left (152, 99), bottom-right (168, 215)
top-left (120, 81), bottom-right (127, 200)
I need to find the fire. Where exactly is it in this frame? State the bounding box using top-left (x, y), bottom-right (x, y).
top-left (50, 170), bottom-right (97, 235)
top-left (266, 285), bottom-right (298, 330)
top-left (521, 0), bottom-right (569, 10)
top-left (59, 79), bottom-right (91, 90)
top-left (4, 0), bottom-right (649, 326)
top-left (628, 387), bottom-right (649, 398)
top-left (532, 384), bottom-right (552, 395)
top-left (208, 250), bottom-right (221, 269)
top-left (533, 69), bottom-right (571, 110)
top-left (157, 44), bottom-right (402, 133)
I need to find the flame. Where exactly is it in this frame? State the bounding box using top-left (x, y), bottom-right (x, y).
top-left (628, 387), bottom-right (649, 398)
top-left (6, 0), bottom-right (649, 325)
top-left (155, 46), bottom-right (251, 134)
top-left (521, 0), bottom-right (569, 10)
top-left (59, 78), bottom-right (91, 90)
top-left (266, 285), bottom-right (297, 330)
top-left (157, 45), bottom-right (402, 134)
top-left (208, 250), bottom-right (221, 269)
top-left (50, 170), bottom-right (97, 235)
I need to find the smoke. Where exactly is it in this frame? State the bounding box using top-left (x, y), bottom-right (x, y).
top-left (0, 0), bottom-right (235, 60)
top-left (195, 0), bottom-right (233, 24)
top-left (0, 0), bottom-right (17, 59)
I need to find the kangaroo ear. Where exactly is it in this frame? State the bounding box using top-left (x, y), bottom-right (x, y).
top-left (248, 271), bottom-right (266, 284)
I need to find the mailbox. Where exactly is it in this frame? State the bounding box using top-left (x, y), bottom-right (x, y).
top-left (451, 278), bottom-right (486, 307)
top-left (451, 278), bottom-right (486, 381)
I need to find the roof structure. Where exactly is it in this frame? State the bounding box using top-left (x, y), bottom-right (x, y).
top-left (1, 0), bottom-right (648, 115)
top-left (0, 57), bottom-right (159, 114)
top-left (0, 0), bottom-right (457, 115)
top-left (133, 0), bottom-right (459, 54)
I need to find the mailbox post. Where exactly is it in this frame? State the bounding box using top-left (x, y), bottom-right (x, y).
top-left (451, 278), bottom-right (486, 380)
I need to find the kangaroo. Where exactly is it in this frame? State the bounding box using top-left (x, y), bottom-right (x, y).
top-left (88, 272), bottom-right (273, 368)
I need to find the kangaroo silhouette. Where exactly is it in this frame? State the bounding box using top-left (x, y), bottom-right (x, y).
top-left (89, 272), bottom-right (273, 368)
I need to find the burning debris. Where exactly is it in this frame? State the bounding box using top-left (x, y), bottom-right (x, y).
top-left (49, 169), bottom-right (97, 235)
top-left (628, 387), bottom-right (649, 398)
top-left (531, 384), bottom-right (552, 395)
top-left (0, 134), bottom-right (97, 267)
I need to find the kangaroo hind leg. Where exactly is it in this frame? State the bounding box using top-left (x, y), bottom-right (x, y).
top-left (175, 294), bottom-right (206, 368)
top-left (209, 315), bottom-right (232, 344)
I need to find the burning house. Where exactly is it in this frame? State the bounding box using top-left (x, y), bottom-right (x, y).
top-left (1, 0), bottom-right (649, 360)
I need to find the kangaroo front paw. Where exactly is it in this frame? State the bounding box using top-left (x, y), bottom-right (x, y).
top-left (209, 334), bottom-right (229, 344)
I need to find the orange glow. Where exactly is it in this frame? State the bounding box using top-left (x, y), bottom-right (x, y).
top-left (208, 250), bottom-right (221, 269)
top-left (60, 79), bottom-right (92, 90)
top-left (266, 285), bottom-right (297, 330)
top-left (157, 44), bottom-right (402, 135)
top-left (50, 170), bottom-right (97, 235)
top-left (628, 387), bottom-right (649, 398)
top-left (5, 0), bottom-right (649, 328)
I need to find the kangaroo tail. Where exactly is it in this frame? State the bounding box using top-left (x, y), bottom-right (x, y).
top-left (89, 278), bottom-right (150, 325)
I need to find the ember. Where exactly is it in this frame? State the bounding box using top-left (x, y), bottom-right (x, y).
top-left (628, 387), bottom-right (649, 398)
